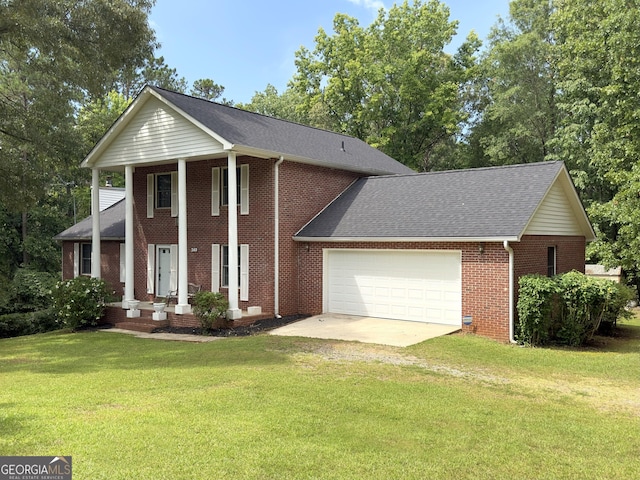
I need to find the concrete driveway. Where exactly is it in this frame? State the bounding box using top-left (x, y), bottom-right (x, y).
top-left (269, 313), bottom-right (460, 347)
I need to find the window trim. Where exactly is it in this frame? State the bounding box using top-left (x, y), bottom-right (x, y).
top-left (155, 173), bottom-right (172, 209)
top-left (80, 243), bottom-right (92, 276)
top-left (221, 166), bottom-right (241, 207)
top-left (547, 246), bottom-right (557, 277)
top-left (221, 245), bottom-right (241, 288)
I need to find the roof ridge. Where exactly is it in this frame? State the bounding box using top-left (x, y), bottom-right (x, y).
top-left (362, 160), bottom-right (564, 181)
top-left (149, 85), bottom-right (364, 141)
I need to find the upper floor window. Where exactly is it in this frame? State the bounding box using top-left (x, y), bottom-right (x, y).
top-left (156, 173), bottom-right (172, 209)
top-left (221, 167), bottom-right (241, 206)
top-left (211, 164), bottom-right (249, 216)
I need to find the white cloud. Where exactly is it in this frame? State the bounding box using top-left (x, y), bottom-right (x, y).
top-left (345, 0), bottom-right (386, 13)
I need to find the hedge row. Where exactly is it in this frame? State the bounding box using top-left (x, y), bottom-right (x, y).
top-left (516, 270), bottom-right (633, 346)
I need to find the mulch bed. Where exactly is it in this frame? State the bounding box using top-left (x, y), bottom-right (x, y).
top-left (151, 314), bottom-right (308, 337)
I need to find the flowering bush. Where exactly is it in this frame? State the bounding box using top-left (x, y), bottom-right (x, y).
top-left (51, 277), bottom-right (111, 330)
top-left (192, 291), bottom-right (229, 332)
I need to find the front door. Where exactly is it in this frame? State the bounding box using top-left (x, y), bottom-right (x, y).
top-left (157, 246), bottom-right (172, 297)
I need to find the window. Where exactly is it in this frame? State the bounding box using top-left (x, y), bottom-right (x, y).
top-left (221, 167), bottom-right (241, 206)
top-left (211, 164), bottom-right (249, 216)
top-left (80, 243), bottom-right (92, 276)
top-left (547, 246), bottom-right (556, 277)
top-left (156, 173), bottom-right (172, 208)
top-left (221, 245), bottom-right (241, 288)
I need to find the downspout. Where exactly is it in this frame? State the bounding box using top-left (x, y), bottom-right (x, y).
top-left (274, 156), bottom-right (284, 318)
top-left (503, 241), bottom-right (516, 343)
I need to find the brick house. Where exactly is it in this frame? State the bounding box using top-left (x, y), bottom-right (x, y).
top-left (65, 85), bottom-right (595, 342)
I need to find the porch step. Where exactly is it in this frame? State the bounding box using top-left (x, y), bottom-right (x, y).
top-left (114, 316), bottom-right (169, 333)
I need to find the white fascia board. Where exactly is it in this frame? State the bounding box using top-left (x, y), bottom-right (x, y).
top-left (80, 90), bottom-right (152, 169)
top-left (519, 165), bottom-right (596, 242)
top-left (293, 236), bottom-right (520, 243)
top-left (231, 145), bottom-right (405, 176)
top-left (81, 86), bottom-right (234, 170)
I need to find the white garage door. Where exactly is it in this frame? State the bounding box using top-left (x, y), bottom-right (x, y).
top-left (324, 249), bottom-right (461, 326)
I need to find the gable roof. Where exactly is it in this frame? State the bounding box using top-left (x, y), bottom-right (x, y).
top-left (82, 86), bottom-right (413, 176)
top-left (295, 161), bottom-right (596, 242)
top-left (54, 199), bottom-right (125, 242)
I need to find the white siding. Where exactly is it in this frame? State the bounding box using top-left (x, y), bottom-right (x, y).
top-left (525, 181), bottom-right (583, 236)
top-left (97, 98), bottom-right (224, 168)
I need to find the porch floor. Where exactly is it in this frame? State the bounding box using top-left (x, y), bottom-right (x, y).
top-left (103, 302), bottom-right (273, 334)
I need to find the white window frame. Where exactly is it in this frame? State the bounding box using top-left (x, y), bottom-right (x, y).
top-left (147, 172), bottom-right (178, 218)
top-left (212, 164), bottom-right (249, 216)
top-left (80, 243), bottom-right (92, 276)
top-left (215, 243), bottom-right (248, 301)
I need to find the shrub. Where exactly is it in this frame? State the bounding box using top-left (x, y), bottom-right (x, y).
top-left (192, 291), bottom-right (229, 332)
top-left (0, 308), bottom-right (59, 338)
top-left (517, 271), bottom-right (635, 347)
top-left (516, 275), bottom-right (558, 346)
top-left (51, 276), bottom-right (111, 330)
top-left (12, 268), bottom-right (58, 311)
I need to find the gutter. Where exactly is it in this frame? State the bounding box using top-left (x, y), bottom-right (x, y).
top-left (274, 156), bottom-right (284, 317)
top-left (503, 240), bottom-right (516, 344)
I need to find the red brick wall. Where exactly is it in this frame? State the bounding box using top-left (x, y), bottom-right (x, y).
top-left (511, 235), bottom-right (586, 315)
top-left (61, 240), bottom-right (124, 297)
top-left (297, 241), bottom-right (512, 342)
top-left (512, 235), bottom-right (586, 278)
top-left (277, 162), bottom-right (361, 314)
top-left (132, 157), bottom-right (359, 314)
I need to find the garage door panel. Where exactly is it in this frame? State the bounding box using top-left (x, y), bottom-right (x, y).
top-left (325, 250), bottom-right (461, 326)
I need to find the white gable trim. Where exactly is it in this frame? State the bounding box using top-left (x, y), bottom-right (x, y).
top-left (521, 166), bottom-right (596, 241)
top-left (81, 86), bottom-right (234, 170)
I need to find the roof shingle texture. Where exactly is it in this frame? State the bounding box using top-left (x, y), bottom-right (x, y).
top-left (295, 161), bottom-right (565, 239)
top-left (151, 86), bottom-right (413, 176)
top-left (54, 199), bottom-right (125, 241)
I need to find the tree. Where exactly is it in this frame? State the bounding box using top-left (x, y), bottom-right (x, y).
top-left (290, 0), bottom-right (480, 171)
top-left (0, 0), bottom-right (157, 270)
top-left (190, 78), bottom-right (233, 104)
top-left (237, 84), bottom-right (316, 125)
top-left (115, 55), bottom-right (188, 99)
top-left (551, 0), bottom-right (640, 287)
top-left (463, 0), bottom-right (558, 167)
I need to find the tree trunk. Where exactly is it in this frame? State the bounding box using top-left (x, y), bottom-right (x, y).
top-left (21, 210), bottom-right (29, 266)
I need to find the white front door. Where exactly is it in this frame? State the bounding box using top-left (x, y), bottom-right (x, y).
top-left (157, 246), bottom-right (172, 297)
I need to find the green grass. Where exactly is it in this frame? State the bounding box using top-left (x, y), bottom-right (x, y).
top-left (1, 318), bottom-right (639, 479)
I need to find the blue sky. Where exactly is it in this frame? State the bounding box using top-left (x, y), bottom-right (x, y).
top-left (150, 0), bottom-right (511, 104)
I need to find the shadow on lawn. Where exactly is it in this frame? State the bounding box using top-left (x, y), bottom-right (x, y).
top-left (582, 322), bottom-right (640, 353)
top-left (0, 330), bottom-right (291, 375)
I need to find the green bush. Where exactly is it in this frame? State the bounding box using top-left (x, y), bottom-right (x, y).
top-left (192, 291), bottom-right (229, 332)
top-left (517, 271), bottom-right (634, 347)
top-left (516, 275), bottom-right (558, 345)
top-left (51, 276), bottom-right (110, 330)
top-left (12, 268), bottom-right (58, 311)
top-left (0, 308), bottom-right (59, 338)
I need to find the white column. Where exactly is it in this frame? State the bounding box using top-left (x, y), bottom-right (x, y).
top-left (123, 165), bottom-right (136, 309)
top-left (175, 158), bottom-right (191, 314)
top-left (91, 168), bottom-right (101, 279)
top-left (226, 151), bottom-right (241, 319)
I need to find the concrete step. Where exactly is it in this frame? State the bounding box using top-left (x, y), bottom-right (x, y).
top-left (114, 318), bottom-right (169, 333)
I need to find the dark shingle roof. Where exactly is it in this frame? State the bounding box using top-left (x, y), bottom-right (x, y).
top-left (149, 86), bottom-right (413, 176)
top-left (295, 161), bottom-right (567, 240)
top-left (54, 199), bottom-right (125, 241)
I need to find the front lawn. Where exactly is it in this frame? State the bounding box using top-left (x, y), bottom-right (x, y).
top-left (1, 318), bottom-right (639, 479)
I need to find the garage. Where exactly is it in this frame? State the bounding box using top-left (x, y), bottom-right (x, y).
top-left (323, 249), bottom-right (462, 326)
